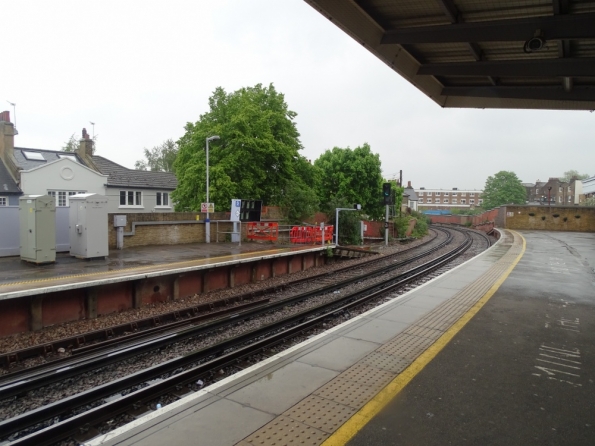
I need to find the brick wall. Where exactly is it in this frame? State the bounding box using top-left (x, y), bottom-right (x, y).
top-left (107, 212), bottom-right (246, 248)
top-left (428, 206), bottom-right (595, 232)
top-left (501, 205), bottom-right (595, 232)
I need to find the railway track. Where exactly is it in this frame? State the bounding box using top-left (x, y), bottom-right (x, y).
top-left (0, 228), bottom-right (449, 370)
top-left (0, 227), bottom-right (492, 445)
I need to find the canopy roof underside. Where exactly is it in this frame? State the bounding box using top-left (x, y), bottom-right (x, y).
top-left (306, 0), bottom-right (595, 110)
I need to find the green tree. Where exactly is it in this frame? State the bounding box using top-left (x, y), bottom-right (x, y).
top-left (583, 196), bottom-right (595, 206)
top-left (135, 139), bottom-right (178, 172)
top-left (172, 83), bottom-right (317, 219)
top-left (560, 169), bottom-right (589, 182)
top-left (314, 143), bottom-right (384, 219)
top-left (482, 171), bottom-right (527, 209)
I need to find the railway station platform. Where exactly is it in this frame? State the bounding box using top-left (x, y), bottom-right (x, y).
top-left (0, 242), bottom-right (333, 336)
top-left (85, 229), bottom-right (595, 446)
top-left (86, 230), bottom-right (595, 446)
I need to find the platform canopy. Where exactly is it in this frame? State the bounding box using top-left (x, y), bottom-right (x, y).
top-left (305, 0), bottom-right (595, 110)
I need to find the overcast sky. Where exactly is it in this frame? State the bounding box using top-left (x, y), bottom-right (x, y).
top-left (4, 0), bottom-right (594, 190)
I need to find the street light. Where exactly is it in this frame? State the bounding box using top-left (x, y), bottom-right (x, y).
top-left (205, 135), bottom-right (220, 243)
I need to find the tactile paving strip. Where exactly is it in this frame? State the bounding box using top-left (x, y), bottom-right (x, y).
top-left (284, 395), bottom-right (356, 433)
top-left (240, 416), bottom-right (329, 446)
top-left (235, 231), bottom-right (524, 446)
top-left (313, 376), bottom-right (383, 408)
top-left (359, 351), bottom-right (411, 373)
top-left (376, 332), bottom-right (436, 359)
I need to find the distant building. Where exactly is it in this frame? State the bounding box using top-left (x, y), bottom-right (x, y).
top-left (415, 187), bottom-right (484, 210)
top-left (526, 177), bottom-right (583, 205)
top-left (583, 176), bottom-right (595, 199)
top-left (403, 181), bottom-right (418, 212)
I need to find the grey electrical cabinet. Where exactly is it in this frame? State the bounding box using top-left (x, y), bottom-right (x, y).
top-left (19, 195), bottom-right (56, 264)
top-left (69, 193), bottom-right (109, 259)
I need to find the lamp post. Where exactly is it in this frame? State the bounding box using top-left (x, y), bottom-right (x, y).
top-left (205, 135), bottom-right (220, 243)
top-left (548, 186), bottom-right (552, 207)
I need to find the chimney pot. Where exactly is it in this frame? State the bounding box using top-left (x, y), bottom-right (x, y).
top-left (407, 181), bottom-right (411, 188)
top-left (0, 111), bottom-right (10, 123)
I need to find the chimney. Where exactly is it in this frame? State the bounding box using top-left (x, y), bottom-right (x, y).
top-left (0, 111), bottom-right (15, 164)
top-left (407, 180), bottom-right (412, 188)
top-left (77, 127), bottom-right (94, 157)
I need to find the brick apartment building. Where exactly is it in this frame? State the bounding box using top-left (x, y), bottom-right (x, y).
top-left (415, 187), bottom-right (484, 210)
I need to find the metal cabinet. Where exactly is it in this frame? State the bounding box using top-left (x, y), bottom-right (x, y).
top-left (19, 195), bottom-right (56, 264)
top-left (69, 194), bottom-right (109, 259)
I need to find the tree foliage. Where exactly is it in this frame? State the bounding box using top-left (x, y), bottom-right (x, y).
top-left (583, 196), bottom-right (595, 207)
top-left (135, 139), bottom-right (178, 172)
top-left (326, 196), bottom-right (361, 245)
top-left (482, 171), bottom-right (527, 209)
top-left (560, 169), bottom-right (589, 182)
top-left (314, 143), bottom-right (384, 219)
top-left (172, 84), bottom-right (317, 219)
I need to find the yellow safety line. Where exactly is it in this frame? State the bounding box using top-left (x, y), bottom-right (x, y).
top-left (0, 247), bottom-right (294, 288)
top-left (322, 230), bottom-right (526, 446)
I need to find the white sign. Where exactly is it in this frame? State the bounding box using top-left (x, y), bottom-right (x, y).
top-left (230, 199), bottom-right (242, 222)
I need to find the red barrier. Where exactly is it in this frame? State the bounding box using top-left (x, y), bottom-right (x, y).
top-left (247, 222), bottom-right (279, 241)
top-left (290, 225), bottom-right (334, 244)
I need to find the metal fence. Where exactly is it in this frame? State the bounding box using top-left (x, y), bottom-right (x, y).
top-left (0, 206), bottom-right (70, 257)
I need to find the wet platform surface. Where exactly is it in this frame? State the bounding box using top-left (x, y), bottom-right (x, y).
top-left (0, 242), bottom-right (323, 298)
top-left (346, 230), bottom-right (595, 446)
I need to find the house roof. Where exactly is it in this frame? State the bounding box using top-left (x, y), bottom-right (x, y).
top-left (13, 147), bottom-right (83, 171)
top-left (521, 183), bottom-right (535, 188)
top-left (404, 187), bottom-right (418, 201)
top-left (92, 156), bottom-right (177, 190)
top-left (306, 0), bottom-right (595, 110)
top-left (0, 159), bottom-right (21, 194)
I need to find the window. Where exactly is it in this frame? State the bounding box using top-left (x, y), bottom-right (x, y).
top-left (444, 192), bottom-right (449, 196)
top-left (461, 199), bottom-right (466, 204)
top-left (479, 199), bottom-right (484, 205)
top-left (22, 150), bottom-right (46, 161)
top-left (435, 192), bottom-right (441, 196)
top-left (470, 199), bottom-right (475, 204)
top-left (452, 199), bottom-right (457, 204)
top-left (58, 154), bottom-right (78, 163)
top-left (558, 196), bottom-right (562, 202)
top-left (0, 197), bottom-right (7, 206)
top-left (568, 186), bottom-right (571, 192)
top-left (435, 198), bottom-right (440, 203)
top-left (443, 199), bottom-right (449, 203)
top-left (568, 196), bottom-right (572, 202)
top-left (461, 192), bottom-right (466, 197)
top-left (558, 187), bottom-right (562, 192)
top-left (156, 192), bottom-right (170, 207)
top-left (48, 190), bottom-right (85, 207)
top-left (120, 190), bottom-right (143, 207)
top-left (470, 193), bottom-right (475, 197)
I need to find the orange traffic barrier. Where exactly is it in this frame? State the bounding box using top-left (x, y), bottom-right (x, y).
top-left (247, 222), bottom-right (279, 241)
top-left (290, 225), bottom-right (334, 244)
